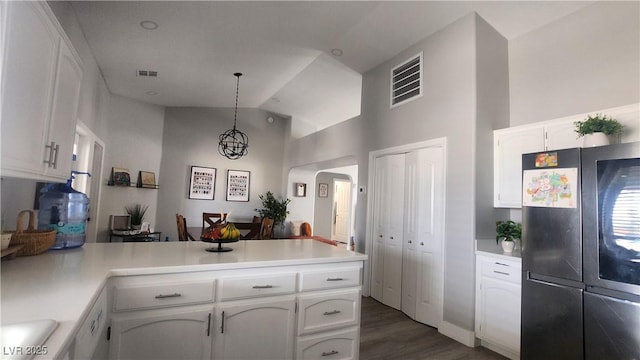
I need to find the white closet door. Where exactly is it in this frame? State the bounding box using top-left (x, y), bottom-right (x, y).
top-left (401, 152), bottom-right (419, 319)
top-left (414, 147), bottom-right (444, 327)
top-left (371, 153), bottom-right (405, 310)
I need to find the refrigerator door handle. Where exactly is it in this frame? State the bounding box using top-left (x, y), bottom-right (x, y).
top-left (527, 272), bottom-right (585, 290)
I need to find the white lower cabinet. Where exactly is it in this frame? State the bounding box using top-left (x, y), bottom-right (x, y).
top-left (297, 289), bottom-right (360, 335)
top-left (215, 296), bottom-right (296, 360)
top-left (73, 288), bottom-right (108, 360)
top-left (296, 326), bottom-right (360, 360)
top-left (475, 254), bottom-right (521, 360)
top-left (105, 262), bottom-right (363, 360)
top-left (109, 305), bottom-right (213, 360)
top-left (296, 267), bottom-right (362, 360)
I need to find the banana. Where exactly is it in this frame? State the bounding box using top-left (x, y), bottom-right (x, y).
top-left (220, 225), bottom-right (230, 239)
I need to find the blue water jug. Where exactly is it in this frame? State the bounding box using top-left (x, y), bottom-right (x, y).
top-left (38, 175), bottom-right (90, 249)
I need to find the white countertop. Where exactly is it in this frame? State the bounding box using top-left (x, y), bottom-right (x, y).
top-left (0, 240), bottom-right (366, 359)
top-left (476, 239), bottom-right (522, 261)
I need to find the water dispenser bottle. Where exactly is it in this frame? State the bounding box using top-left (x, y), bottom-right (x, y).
top-left (38, 173), bottom-right (90, 249)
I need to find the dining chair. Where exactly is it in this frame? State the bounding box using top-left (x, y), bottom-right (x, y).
top-left (234, 222), bottom-right (261, 240)
top-left (259, 218), bottom-right (274, 239)
top-left (202, 212), bottom-right (227, 231)
top-left (176, 214), bottom-right (196, 241)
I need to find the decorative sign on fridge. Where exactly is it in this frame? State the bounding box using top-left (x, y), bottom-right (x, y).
top-left (523, 168), bottom-right (578, 208)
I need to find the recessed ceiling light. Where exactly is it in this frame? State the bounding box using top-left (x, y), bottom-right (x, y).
top-left (140, 20), bottom-right (159, 30)
top-left (146, 91), bottom-right (158, 96)
top-left (331, 48), bottom-right (343, 57)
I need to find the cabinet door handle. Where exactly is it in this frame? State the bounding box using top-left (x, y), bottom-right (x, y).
top-left (494, 262), bottom-right (509, 267)
top-left (51, 143), bottom-right (59, 169)
top-left (323, 310), bottom-right (341, 316)
top-left (379, 235), bottom-right (383, 238)
top-left (493, 271), bottom-right (510, 276)
top-left (390, 236), bottom-right (394, 240)
top-left (326, 277), bottom-right (343, 282)
top-left (408, 240), bottom-right (412, 244)
top-left (322, 350), bottom-right (339, 356)
top-left (221, 311), bottom-right (225, 334)
top-left (207, 313), bottom-right (212, 337)
top-left (420, 242), bottom-right (424, 246)
top-left (155, 292), bottom-right (182, 299)
top-left (44, 141), bottom-right (55, 167)
top-left (252, 285), bottom-right (274, 289)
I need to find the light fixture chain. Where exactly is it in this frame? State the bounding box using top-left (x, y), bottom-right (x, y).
top-left (233, 72), bottom-right (241, 130)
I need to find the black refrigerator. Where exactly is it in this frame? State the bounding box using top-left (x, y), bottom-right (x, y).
top-left (521, 143), bottom-right (640, 359)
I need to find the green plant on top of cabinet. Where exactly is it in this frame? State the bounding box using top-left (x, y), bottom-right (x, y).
top-left (574, 113), bottom-right (623, 137)
top-left (574, 113), bottom-right (624, 147)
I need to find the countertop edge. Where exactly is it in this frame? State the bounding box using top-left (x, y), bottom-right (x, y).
top-left (475, 239), bottom-right (522, 262)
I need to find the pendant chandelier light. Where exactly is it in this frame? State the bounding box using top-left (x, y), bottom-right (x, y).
top-left (218, 72), bottom-right (249, 160)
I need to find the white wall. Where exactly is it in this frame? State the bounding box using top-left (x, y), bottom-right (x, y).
top-left (98, 95), bottom-right (165, 241)
top-left (475, 16), bottom-right (510, 239)
top-left (509, 1), bottom-right (640, 126)
top-left (156, 107), bottom-right (287, 240)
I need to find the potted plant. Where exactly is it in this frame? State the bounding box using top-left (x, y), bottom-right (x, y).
top-left (574, 113), bottom-right (623, 147)
top-left (255, 191), bottom-right (291, 237)
top-left (125, 203), bottom-right (148, 229)
top-left (496, 220), bottom-right (521, 253)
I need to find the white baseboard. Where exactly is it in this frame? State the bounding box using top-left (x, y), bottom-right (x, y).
top-left (480, 340), bottom-right (519, 360)
top-left (438, 321), bottom-right (478, 347)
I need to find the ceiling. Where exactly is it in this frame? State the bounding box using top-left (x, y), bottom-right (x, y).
top-left (69, 1), bottom-right (595, 134)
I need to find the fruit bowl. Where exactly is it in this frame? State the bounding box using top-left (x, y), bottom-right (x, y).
top-left (200, 223), bottom-right (241, 252)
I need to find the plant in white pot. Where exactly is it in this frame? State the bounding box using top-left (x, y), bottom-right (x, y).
top-left (574, 113), bottom-right (623, 147)
top-left (125, 203), bottom-right (148, 230)
top-left (496, 220), bottom-right (521, 253)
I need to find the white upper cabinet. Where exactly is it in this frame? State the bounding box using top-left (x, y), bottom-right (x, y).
top-left (494, 127), bottom-right (545, 208)
top-left (1, 1), bottom-right (83, 182)
top-left (45, 38), bottom-right (83, 179)
top-left (494, 103), bottom-right (639, 208)
top-left (544, 121), bottom-right (583, 152)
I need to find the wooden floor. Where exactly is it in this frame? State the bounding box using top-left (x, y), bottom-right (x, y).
top-left (360, 296), bottom-right (506, 360)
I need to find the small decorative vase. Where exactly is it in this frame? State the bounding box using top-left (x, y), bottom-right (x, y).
top-left (583, 133), bottom-right (609, 147)
top-left (273, 222), bottom-right (286, 239)
top-left (501, 240), bottom-right (515, 253)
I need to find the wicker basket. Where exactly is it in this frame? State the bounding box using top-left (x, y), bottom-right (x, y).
top-left (8, 210), bottom-right (56, 256)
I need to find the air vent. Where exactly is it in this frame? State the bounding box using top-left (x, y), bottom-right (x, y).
top-left (390, 52), bottom-right (422, 108)
top-left (137, 70), bottom-right (158, 77)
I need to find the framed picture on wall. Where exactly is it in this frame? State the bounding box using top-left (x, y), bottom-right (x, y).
top-left (111, 167), bottom-right (131, 186)
top-left (295, 183), bottom-right (307, 197)
top-left (318, 183), bottom-right (329, 198)
top-left (189, 166), bottom-right (216, 200)
top-left (226, 170), bottom-right (250, 202)
top-left (137, 171), bottom-right (157, 188)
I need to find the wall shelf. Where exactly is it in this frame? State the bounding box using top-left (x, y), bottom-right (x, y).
top-left (106, 182), bottom-right (159, 189)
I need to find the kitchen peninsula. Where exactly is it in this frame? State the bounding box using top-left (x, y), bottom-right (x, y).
top-left (1, 240), bottom-right (366, 359)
